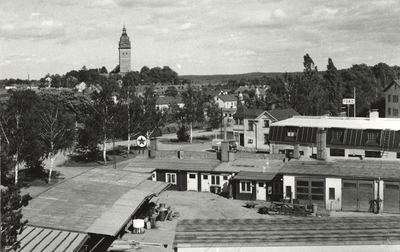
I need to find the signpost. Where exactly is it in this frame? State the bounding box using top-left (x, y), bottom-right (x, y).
top-left (137, 135), bottom-right (147, 148)
top-left (343, 98), bottom-right (355, 117)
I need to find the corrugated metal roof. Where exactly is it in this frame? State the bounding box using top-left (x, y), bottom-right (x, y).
top-left (18, 226), bottom-right (88, 252)
top-left (280, 159), bottom-right (400, 181)
top-left (174, 217), bottom-right (400, 248)
top-left (271, 116), bottom-right (400, 130)
top-left (22, 168), bottom-right (169, 236)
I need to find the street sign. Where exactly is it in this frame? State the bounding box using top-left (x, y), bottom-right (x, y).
top-left (342, 98), bottom-right (355, 105)
top-left (137, 135), bottom-right (147, 148)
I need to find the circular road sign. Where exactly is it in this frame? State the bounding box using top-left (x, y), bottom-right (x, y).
top-left (137, 135), bottom-right (147, 148)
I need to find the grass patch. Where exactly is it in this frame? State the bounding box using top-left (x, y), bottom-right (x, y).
top-left (62, 146), bottom-right (138, 167)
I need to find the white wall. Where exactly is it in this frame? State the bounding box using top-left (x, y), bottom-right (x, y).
top-left (283, 175), bottom-right (295, 199)
top-left (325, 178), bottom-right (342, 211)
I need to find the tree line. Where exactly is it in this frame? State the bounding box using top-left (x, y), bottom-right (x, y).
top-left (224, 56), bottom-right (400, 117)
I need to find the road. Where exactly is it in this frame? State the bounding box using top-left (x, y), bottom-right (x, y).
top-left (104, 129), bottom-right (220, 152)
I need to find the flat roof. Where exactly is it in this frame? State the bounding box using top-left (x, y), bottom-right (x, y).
top-left (214, 158), bottom-right (285, 173)
top-left (18, 226), bottom-right (88, 252)
top-left (123, 157), bottom-right (222, 172)
top-left (280, 159), bottom-right (400, 181)
top-left (174, 217), bottom-right (400, 249)
top-left (272, 116), bottom-right (400, 130)
top-left (22, 168), bottom-right (169, 236)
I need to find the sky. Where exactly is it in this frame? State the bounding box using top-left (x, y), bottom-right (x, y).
top-left (1, 0), bottom-right (399, 80)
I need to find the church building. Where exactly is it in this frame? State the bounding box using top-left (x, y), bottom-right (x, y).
top-left (115, 25), bottom-right (131, 75)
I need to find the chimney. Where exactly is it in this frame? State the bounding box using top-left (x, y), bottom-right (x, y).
top-left (316, 128), bottom-right (327, 161)
top-left (370, 109), bottom-right (379, 121)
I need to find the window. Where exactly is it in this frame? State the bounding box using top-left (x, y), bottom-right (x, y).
top-left (189, 174), bottom-right (196, 179)
top-left (203, 175), bottom-right (208, 180)
top-left (211, 175), bottom-right (220, 185)
top-left (331, 130), bottom-right (343, 143)
top-left (166, 173), bottom-right (177, 185)
top-left (239, 119), bottom-right (243, 125)
top-left (388, 108), bottom-right (391, 115)
top-left (248, 121), bottom-right (254, 131)
top-left (397, 152), bottom-right (400, 159)
top-left (287, 129), bottom-right (296, 137)
top-left (388, 95), bottom-right (391, 102)
top-left (330, 148), bottom-right (345, 157)
top-left (365, 151), bottom-right (381, 158)
top-left (394, 95), bottom-right (399, 103)
top-left (248, 139), bottom-right (253, 144)
top-left (264, 134), bottom-right (269, 144)
top-left (394, 109), bottom-right (399, 117)
top-left (285, 128), bottom-right (297, 141)
top-left (367, 132), bottom-right (379, 145)
top-left (263, 120), bottom-right (270, 128)
top-left (240, 181), bottom-right (252, 193)
top-left (329, 188), bottom-right (335, 200)
top-left (223, 176), bottom-right (228, 180)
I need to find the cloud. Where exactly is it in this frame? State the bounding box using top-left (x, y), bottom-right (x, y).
top-left (114, 0), bottom-right (186, 8)
top-left (0, 15), bottom-right (65, 41)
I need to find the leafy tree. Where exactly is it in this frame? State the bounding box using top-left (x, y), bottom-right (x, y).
top-left (175, 86), bottom-right (207, 142)
top-left (84, 77), bottom-right (120, 165)
top-left (120, 72), bottom-right (143, 156)
top-left (100, 66), bottom-right (108, 74)
top-left (323, 58), bottom-right (343, 116)
top-left (1, 185), bottom-right (31, 252)
top-left (140, 86), bottom-right (168, 138)
top-left (1, 90), bottom-right (41, 184)
top-left (36, 91), bottom-right (76, 183)
top-left (205, 100), bottom-right (222, 130)
top-left (164, 86), bottom-right (178, 97)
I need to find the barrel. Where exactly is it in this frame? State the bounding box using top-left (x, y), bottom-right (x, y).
top-left (158, 208), bottom-right (168, 221)
top-left (133, 219), bottom-right (145, 234)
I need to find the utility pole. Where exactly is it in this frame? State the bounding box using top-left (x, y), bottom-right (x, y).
top-left (354, 87), bottom-right (356, 117)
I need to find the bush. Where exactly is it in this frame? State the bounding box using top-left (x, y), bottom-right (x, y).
top-left (176, 125), bottom-right (190, 142)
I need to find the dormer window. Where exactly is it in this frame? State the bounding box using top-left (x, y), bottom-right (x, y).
top-left (330, 129), bottom-right (345, 144)
top-left (285, 127), bottom-right (297, 141)
top-left (365, 130), bottom-right (380, 146)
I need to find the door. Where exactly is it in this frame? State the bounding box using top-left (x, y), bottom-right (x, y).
top-left (256, 182), bottom-right (267, 201)
top-left (201, 174), bottom-right (210, 192)
top-left (187, 173), bottom-right (198, 191)
top-left (342, 180), bottom-right (374, 211)
top-left (383, 182), bottom-right (400, 213)
top-left (296, 178), bottom-right (325, 208)
top-left (239, 134), bottom-right (244, 146)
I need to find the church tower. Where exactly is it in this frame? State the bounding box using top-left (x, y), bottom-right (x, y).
top-left (119, 25), bottom-right (131, 74)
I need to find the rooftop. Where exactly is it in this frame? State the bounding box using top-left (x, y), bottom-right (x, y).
top-left (280, 159), bottom-right (400, 181)
top-left (22, 168), bottom-right (169, 236)
top-left (174, 217), bottom-right (400, 249)
top-left (271, 114), bottom-right (400, 130)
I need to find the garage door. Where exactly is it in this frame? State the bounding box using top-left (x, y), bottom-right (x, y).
top-left (383, 182), bottom-right (400, 214)
top-left (342, 180), bottom-right (373, 211)
top-left (296, 178), bottom-right (325, 208)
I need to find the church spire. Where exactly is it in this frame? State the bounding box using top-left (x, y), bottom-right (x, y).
top-left (122, 24), bottom-right (126, 34)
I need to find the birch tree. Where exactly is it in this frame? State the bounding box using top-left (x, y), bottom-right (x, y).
top-left (36, 91), bottom-right (75, 183)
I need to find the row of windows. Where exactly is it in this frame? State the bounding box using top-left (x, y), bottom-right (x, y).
top-left (247, 134), bottom-right (270, 145)
top-left (166, 173), bottom-right (229, 185)
top-left (331, 149), bottom-right (400, 159)
top-left (388, 108), bottom-right (399, 117)
top-left (246, 120), bottom-right (270, 131)
top-left (388, 95), bottom-right (399, 103)
top-left (279, 128), bottom-right (382, 145)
